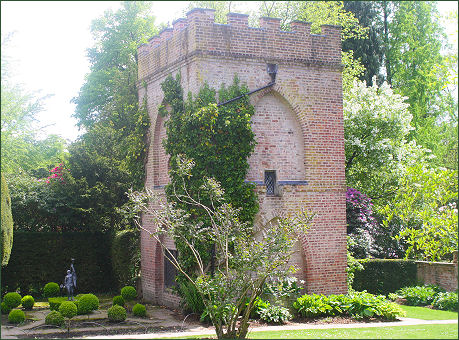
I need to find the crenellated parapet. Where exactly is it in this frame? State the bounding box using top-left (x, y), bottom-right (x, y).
top-left (137, 8), bottom-right (341, 83)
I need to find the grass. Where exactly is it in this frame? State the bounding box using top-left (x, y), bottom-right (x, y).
top-left (247, 324), bottom-right (458, 339)
top-left (399, 305), bottom-right (458, 320)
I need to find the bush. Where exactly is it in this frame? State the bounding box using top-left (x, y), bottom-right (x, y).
top-left (21, 295), bottom-right (35, 310)
top-left (8, 309), bottom-right (25, 324)
top-left (396, 285), bottom-right (444, 306)
top-left (258, 305), bottom-right (292, 324)
top-left (121, 286), bottom-right (137, 301)
top-left (179, 281), bottom-right (205, 315)
top-left (3, 292), bottom-right (22, 308)
top-left (250, 297), bottom-right (270, 319)
top-left (353, 259), bottom-right (418, 295)
top-left (293, 291), bottom-right (405, 320)
top-left (1, 302), bottom-right (12, 314)
top-left (48, 297), bottom-right (68, 311)
top-left (43, 282), bottom-right (60, 298)
top-left (45, 310), bottom-right (64, 327)
top-left (432, 292), bottom-right (458, 312)
top-left (107, 305), bottom-right (127, 322)
top-left (132, 303), bottom-right (146, 317)
top-left (111, 230), bottom-right (140, 288)
top-left (59, 301), bottom-right (77, 319)
top-left (113, 295), bottom-right (125, 307)
top-left (77, 294), bottom-right (99, 314)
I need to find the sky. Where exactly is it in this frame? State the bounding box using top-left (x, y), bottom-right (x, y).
top-left (1, 1), bottom-right (458, 143)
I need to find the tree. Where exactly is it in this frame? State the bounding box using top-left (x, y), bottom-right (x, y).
top-left (124, 156), bottom-right (313, 339)
top-left (343, 77), bottom-right (420, 201)
top-left (1, 174), bottom-right (14, 266)
top-left (381, 164), bottom-right (458, 262)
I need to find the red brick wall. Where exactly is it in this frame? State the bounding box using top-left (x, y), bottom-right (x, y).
top-left (137, 8), bottom-right (347, 306)
top-left (417, 261), bottom-right (458, 292)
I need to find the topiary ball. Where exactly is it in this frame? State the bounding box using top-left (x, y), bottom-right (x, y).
top-left (3, 292), bottom-right (22, 309)
top-left (21, 295), bottom-right (35, 310)
top-left (113, 295), bottom-right (125, 307)
top-left (59, 301), bottom-right (77, 319)
top-left (45, 310), bottom-right (64, 327)
top-left (1, 301), bottom-right (12, 314)
top-left (121, 286), bottom-right (137, 301)
top-left (132, 303), bottom-right (146, 317)
top-left (8, 309), bottom-right (25, 324)
top-left (107, 305), bottom-right (127, 322)
top-left (43, 282), bottom-right (60, 298)
top-left (77, 294), bottom-right (99, 314)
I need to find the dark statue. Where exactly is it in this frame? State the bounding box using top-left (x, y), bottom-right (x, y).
top-left (61, 258), bottom-right (77, 300)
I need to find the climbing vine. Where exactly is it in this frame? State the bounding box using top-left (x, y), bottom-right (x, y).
top-left (159, 73), bottom-right (259, 280)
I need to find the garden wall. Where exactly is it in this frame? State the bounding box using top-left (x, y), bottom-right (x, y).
top-left (416, 260), bottom-right (458, 292)
top-left (1, 232), bottom-right (115, 295)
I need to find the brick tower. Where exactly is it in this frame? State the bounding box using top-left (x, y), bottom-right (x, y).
top-left (137, 8), bottom-right (347, 307)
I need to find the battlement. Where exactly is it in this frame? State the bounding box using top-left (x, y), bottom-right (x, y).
top-left (137, 8), bottom-right (341, 82)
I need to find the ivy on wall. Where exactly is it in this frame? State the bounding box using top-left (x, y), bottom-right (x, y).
top-left (159, 73), bottom-right (259, 281)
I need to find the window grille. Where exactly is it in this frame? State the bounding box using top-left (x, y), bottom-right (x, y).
top-left (265, 170), bottom-right (277, 196)
top-left (164, 249), bottom-right (178, 288)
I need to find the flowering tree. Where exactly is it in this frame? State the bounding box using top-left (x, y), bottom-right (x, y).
top-left (123, 155), bottom-right (313, 339)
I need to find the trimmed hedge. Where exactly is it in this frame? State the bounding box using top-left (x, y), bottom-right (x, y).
top-left (353, 259), bottom-right (418, 295)
top-left (107, 305), bottom-right (127, 322)
top-left (1, 232), bottom-right (115, 295)
top-left (8, 309), bottom-right (25, 324)
top-left (111, 230), bottom-right (139, 289)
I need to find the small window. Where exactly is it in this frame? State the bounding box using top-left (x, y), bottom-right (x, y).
top-left (164, 249), bottom-right (178, 288)
top-left (265, 170), bottom-right (277, 196)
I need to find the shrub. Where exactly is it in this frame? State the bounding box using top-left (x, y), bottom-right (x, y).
top-left (59, 301), bottom-right (77, 319)
top-left (396, 285), bottom-right (444, 306)
top-left (258, 305), bottom-right (292, 324)
top-left (132, 303), bottom-right (146, 317)
top-left (107, 305), bottom-right (127, 322)
top-left (45, 310), bottom-right (64, 327)
top-left (21, 295), bottom-right (35, 310)
top-left (113, 295), bottom-right (125, 307)
top-left (48, 297), bottom-right (68, 311)
top-left (353, 259), bottom-right (418, 295)
top-left (120, 286), bottom-right (137, 301)
top-left (77, 294), bottom-right (99, 314)
top-left (1, 301), bottom-right (12, 314)
top-left (111, 229), bottom-right (140, 288)
top-left (179, 281), bottom-right (205, 315)
top-left (432, 292), bottom-right (458, 312)
top-left (3, 292), bottom-right (22, 308)
top-left (43, 282), bottom-right (60, 298)
top-left (8, 309), bottom-right (25, 324)
top-left (250, 297), bottom-right (270, 319)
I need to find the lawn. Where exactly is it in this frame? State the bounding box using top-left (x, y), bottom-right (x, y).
top-left (399, 305), bottom-right (458, 320)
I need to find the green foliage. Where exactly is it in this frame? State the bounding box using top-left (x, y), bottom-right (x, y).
top-left (381, 165), bottom-right (458, 262)
top-left (1, 173), bottom-right (14, 266)
top-left (112, 295), bottom-right (125, 307)
top-left (132, 303), bottom-right (146, 317)
top-left (76, 294), bottom-right (99, 314)
top-left (179, 281), bottom-right (205, 315)
top-left (43, 282), bottom-right (60, 298)
top-left (59, 301), bottom-right (77, 319)
top-left (8, 309), bottom-right (25, 324)
top-left (45, 310), bottom-right (64, 327)
top-left (353, 259), bottom-right (418, 295)
top-left (107, 304), bottom-right (127, 322)
top-left (396, 285), bottom-right (445, 306)
top-left (111, 230), bottom-right (140, 288)
top-left (160, 73), bottom-right (258, 283)
top-left (2, 232), bottom-right (114, 295)
top-left (3, 292), bottom-right (22, 309)
top-left (48, 297), bottom-right (68, 311)
top-left (432, 292), bottom-right (458, 312)
top-left (1, 302), bottom-right (11, 314)
top-left (293, 291), bottom-right (405, 320)
top-left (21, 295), bottom-right (34, 310)
top-left (120, 286), bottom-right (137, 301)
top-left (257, 304), bottom-right (292, 324)
top-left (346, 237), bottom-right (364, 290)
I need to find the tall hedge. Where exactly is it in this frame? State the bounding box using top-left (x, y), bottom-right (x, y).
top-left (353, 259), bottom-right (418, 295)
top-left (111, 229), bottom-right (140, 289)
top-left (1, 232), bottom-right (115, 295)
top-left (1, 173), bottom-right (14, 266)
